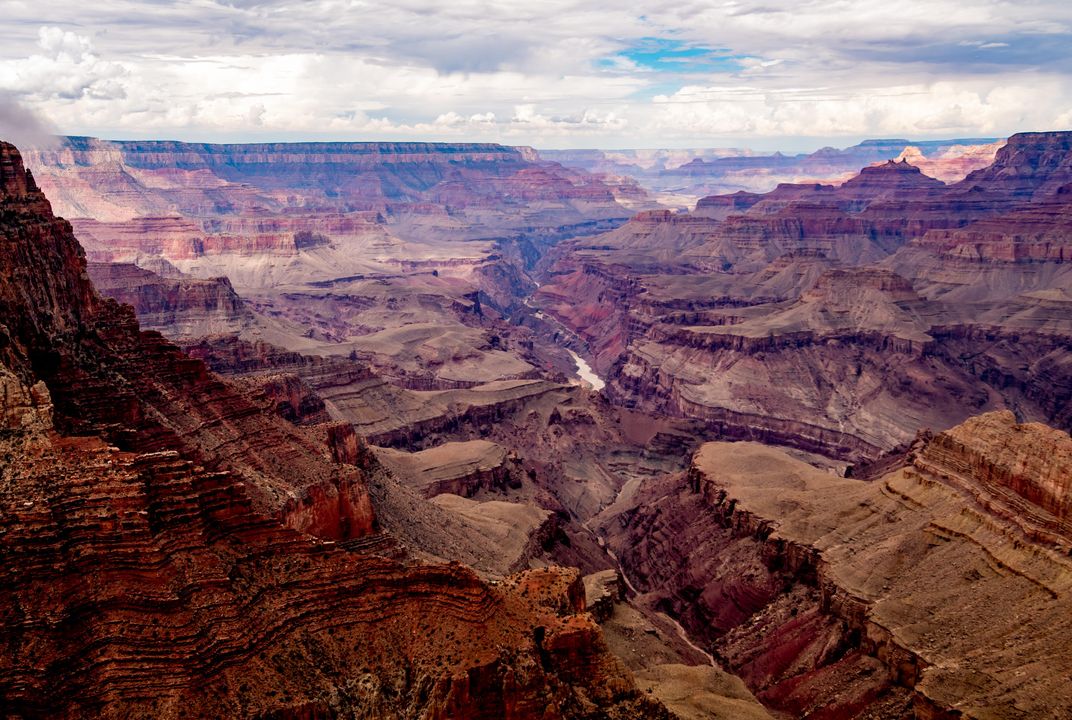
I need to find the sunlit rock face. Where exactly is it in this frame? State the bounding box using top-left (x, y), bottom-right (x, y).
top-left (600, 411), bottom-right (1072, 719)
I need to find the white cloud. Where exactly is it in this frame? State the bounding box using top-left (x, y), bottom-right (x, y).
top-left (0, 27), bottom-right (128, 101)
top-left (648, 78), bottom-right (1068, 138)
top-left (0, 1), bottom-right (1070, 147)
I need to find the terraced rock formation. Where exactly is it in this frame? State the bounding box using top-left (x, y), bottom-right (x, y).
top-left (599, 411), bottom-right (1072, 718)
top-left (19, 137), bottom-right (640, 402)
top-left (537, 131), bottom-right (1072, 459)
top-left (15, 126), bottom-right (1072, 719)
top-left (375, 440), bottom-right (517, 498)
top-left (85, 261), bottom-right (255, 340)
top-left (25, 137), bottom-right (635, 283)
top-left (0, 141), bottom-right (671, 719)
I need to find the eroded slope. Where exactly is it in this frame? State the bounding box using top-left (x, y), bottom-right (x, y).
top-left (0, 142), bottom-right (669, 719)
top-left (601, 411), bottom-right (1072, 718)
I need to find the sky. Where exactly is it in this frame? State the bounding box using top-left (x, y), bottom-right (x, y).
top-left (1, 0), bottom-right (1072, 150)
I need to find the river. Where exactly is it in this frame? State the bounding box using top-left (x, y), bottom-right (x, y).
top-left (567, 349), bottom-right (605, 391)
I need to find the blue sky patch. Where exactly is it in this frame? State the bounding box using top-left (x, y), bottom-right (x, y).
top-left (601, 37), bottom-right (747, 75)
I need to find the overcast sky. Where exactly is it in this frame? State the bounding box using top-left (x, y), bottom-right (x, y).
top-left (2, 0), bottom-right (1071, 150)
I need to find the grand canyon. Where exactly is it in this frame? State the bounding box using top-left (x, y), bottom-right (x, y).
top-left (3, 3), bottom-right (1072, 719)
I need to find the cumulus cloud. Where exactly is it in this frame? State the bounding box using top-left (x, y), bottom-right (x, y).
top-left (0, 27), bottom-right (128, 101)
top-left (0, 1), bottom-right (1070, 147)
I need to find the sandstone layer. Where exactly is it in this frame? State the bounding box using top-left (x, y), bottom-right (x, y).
top-left (374, 440), bottom-right (516, 498)
top-left (537, 131), bottom-right (1072, 459)
top-left (0, 141), bottom-right (669, 719)
top-left (601, 411), bottom-right (1072, 718)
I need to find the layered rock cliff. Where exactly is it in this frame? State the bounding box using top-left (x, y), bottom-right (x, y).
top-left (22, 136), bottom-right (637, 414)
top-left (600, 412), bottom-right (1072, 718)
top-left (600, 263), bottom-right (1068, 458)
top-left (0, 141), bottom-right (669, 719)
top-left (536, 131), bottom-right (1072, 458)
top-left (25, 137), bottom-right (635, 256)
top-left (86, 261), bottom-right (254, 340)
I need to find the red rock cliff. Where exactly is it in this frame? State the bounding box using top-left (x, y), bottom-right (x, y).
top-left (0, 141), bottom-right (667, 719)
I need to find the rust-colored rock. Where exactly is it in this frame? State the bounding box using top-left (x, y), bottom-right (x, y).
top-left (600, 413), bottom-right (1072, 718)
top-left (0, 141), bottom-right (668, 719)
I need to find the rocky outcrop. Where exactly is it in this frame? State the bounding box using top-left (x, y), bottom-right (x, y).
top-left (72, 213), bottom-right (393, 264)
top-left (374, 440), bottom-right (517, 498)
top-left (838, 159), bottom-right (947, 197)
top-left (183, 335), bottom-right (339, 375)
top-left (887, 190), bottom-right (1072, 302)
top-left (601, 415), bottom-right (1072, 718)
top-left (596, 262), bottom-right (1070, 458)
top-left (582, 569), bottom-right (625, 623)
top-left (234, 371), bottom-right (333, 426)
top-left (605, 319), bottom-right (1072, 460)
top-left (684, 161), bottom-right (971, 269)
top-left (927, 325), bottom-right (1072, 431)
top-left (958, 131), bottom-right (1072, 199)
top-left (0, 142), bottom-right (669, 719)
top-left (917, 410), bottom-right (1072, 533)
top-left (2, 142), bottom-right (41, 196)
top-left (86, 261), bottom-right (253, 339)
top-left (429, 494), bottom-right (559, 575)
top-left (322, 377), bottom-right (567, 449)
top-left (325, 420), bottom-right (371, 466)
top-left (694, 190), bottom-right (765, 218)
